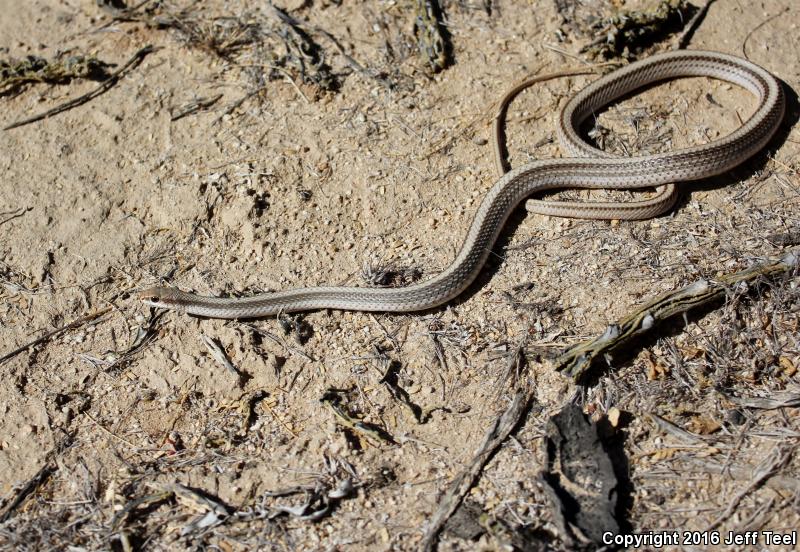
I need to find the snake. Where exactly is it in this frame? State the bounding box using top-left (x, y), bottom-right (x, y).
top-left (138, 50), bottom-right (785, 319)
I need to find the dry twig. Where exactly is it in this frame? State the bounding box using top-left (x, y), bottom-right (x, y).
top-left (420, 389), bottom-right (531, 551)
top-left (0, 306), bottom-right (112, 365)
top-left (3, 46), bottom-right (155, 131)
top-left (554, 252), bottom-right (798, 380)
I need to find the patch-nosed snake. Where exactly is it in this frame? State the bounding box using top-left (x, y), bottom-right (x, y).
top-left (139, 50), bottom-right (785, 319)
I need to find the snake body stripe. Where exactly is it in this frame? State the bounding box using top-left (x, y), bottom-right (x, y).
top-left (139, 50), bottom-right (785, 319)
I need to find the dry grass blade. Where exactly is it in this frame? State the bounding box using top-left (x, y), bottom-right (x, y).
top-left (722, 389), bottom-right (800, 410)
top-left (0, 436), bottom-right (71, 523)
top-left (704, 445), bottom-right (795, 530)
top-left (682, 458), bottom-right (800, 493)
top-left (649, 413), bottom-right (710, 444)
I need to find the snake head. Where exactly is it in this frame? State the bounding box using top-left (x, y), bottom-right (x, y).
top-left (137, 286), bottom-right (186, 310)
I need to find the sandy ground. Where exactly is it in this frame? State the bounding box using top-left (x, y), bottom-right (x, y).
top-left (1, 0), bottom-right (799, 550)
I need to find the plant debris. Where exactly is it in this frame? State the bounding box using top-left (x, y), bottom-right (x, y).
top-left (413, 0), bottom-right (451, 73)
top-left (0, 54), bottom-right (112, 96)
top-left (421, 389), bottom-right (532, 551)
top-left (555, 0), bottom-right (696, 59)
top-left (102, 1), bottom-right (342, 99)
top-left (321, 389), bottom-right (396, 446)
top-left (554, 252), bottom-right (799, 381)
top-left (540, 403), bottom-right (623, 546)
top-left (3, 46), bottom-right (154, 131)
top-left (2, 1), bottom-right (799, 550)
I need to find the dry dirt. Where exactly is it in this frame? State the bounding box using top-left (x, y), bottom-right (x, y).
top-left (1, 0), bottom-right (799, 550)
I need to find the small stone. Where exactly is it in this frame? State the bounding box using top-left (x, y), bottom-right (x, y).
top-left (607, 407), bottom-right (621, 427)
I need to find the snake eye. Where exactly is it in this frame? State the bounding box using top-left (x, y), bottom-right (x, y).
top-left (137, 286), bottom-right (176, 303)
